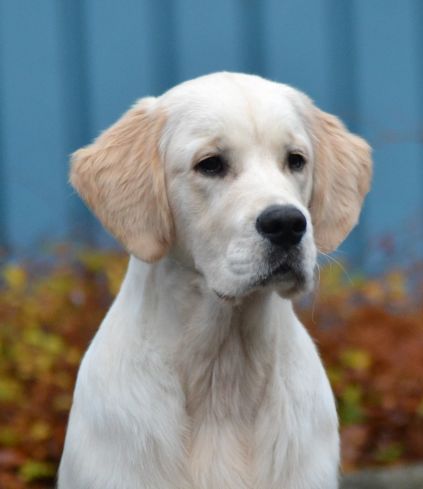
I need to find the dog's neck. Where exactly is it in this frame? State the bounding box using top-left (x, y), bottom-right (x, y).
top-left (119, 255), bottom-right (296, 347)
top-left (115, 256), bottom-right (297, 419)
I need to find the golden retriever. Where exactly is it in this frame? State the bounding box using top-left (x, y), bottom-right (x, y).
top-left (59, 72), bottom-right (372, 489)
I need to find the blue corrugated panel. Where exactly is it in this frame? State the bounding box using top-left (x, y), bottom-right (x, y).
top-left (0, 0), bottom-right (421, 271)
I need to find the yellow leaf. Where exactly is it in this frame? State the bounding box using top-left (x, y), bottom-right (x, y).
top-left (386, 271), bottom-right (407, 301)
top-left (29, 421), bottom-right (51, 441)
top-left (43, 334), bottom-right (65, 355)
top-left (340, 348), bottom-right (372, 372)
top-left (0, 378), bottom-right (23, 402)
top-left (77, 250), bottom-right (107, 272)
top-left (2, 264), bottom-right (27, 292)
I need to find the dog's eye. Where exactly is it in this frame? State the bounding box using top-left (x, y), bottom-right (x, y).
top-left (195, 156), bottom-right (227, 177)
top-left (287, 153), bottom-right (306, 172)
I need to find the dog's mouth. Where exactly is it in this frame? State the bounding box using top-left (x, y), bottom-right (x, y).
top-left (213, 259), bottom-right (306, 302)
top-left (253, 260), bottom-right (303, 287)
top-left (256, 261), bottom-right (292, 285)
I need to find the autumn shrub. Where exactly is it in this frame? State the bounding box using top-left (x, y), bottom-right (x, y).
top-left (0, 249), bottom-right (422, 488)
top-left (301, 264), bottom-right (423, 471)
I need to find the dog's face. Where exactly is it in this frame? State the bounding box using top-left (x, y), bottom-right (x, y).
top-left (71, 73), bottom-right (372, 299)
top-left (162, 75), bottom-right (317, 299)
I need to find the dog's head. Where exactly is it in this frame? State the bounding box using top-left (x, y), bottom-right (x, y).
top-left (71, 73), bottom-right (371, 299)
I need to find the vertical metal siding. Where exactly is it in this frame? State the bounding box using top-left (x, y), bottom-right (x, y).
top-left (0, 1), bottom-right (68, 249)
top-left (0, 0), bottom-right (421, 269)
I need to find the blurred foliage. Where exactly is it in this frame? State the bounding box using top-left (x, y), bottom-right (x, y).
top-left (0, 249), bottom-right (127, 489)
top-left (301, 263), bottom-right (423, 472)
top-left (0, 249), bottom-right (422, 488)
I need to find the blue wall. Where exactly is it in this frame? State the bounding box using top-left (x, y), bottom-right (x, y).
top-left (0, 0), bottom-right (422, 270)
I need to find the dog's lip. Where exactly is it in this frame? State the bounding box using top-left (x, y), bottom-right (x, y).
top-left (257, 261), bottom-right (293, 285)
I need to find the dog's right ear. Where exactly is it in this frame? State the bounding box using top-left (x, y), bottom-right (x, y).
top-left (70, 97), bottom-right (173, 262)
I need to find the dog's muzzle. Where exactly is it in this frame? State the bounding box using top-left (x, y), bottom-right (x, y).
top-left (253, 205), bottom-right (308, 291)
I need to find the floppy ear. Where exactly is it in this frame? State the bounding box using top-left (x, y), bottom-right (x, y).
top-left (70, 97), bottom-right (173, 262)
top-left (309, 108), bottom-right (372, 253)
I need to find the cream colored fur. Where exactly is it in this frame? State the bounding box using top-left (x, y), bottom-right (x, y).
top-left (59, 73), bottom-right (372, 489)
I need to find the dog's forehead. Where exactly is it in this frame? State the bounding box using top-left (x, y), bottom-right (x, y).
top-left (161, 73), bottom-right (310, 146)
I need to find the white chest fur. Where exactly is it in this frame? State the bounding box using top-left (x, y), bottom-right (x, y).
top-left (58, 257), bottom-right (339, 489)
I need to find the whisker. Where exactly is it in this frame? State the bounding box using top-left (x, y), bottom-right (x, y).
top-left (318, 251), bottom-right (353, 285)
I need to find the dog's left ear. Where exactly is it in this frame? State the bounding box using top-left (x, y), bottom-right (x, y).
top-left (70, 97), bottom-right (174, 262)
top-left (309, 108), bottom-right (372, 253)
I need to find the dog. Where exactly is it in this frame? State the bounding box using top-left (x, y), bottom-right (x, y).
top-left (58, 72), bottom-right (372, 489)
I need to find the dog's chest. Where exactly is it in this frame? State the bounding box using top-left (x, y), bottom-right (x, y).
top-left (180, 334), bottom-right (275, 488)
top-left (187, 418), bottom-right (255, 489)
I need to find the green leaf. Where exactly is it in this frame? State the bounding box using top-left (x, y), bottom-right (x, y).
top-left (338, 385), bottom-right (365, 425)
top-left (0, 426), bottom-right (20, 447)
top-left (19, 460), bottom-right (56, 482)
top-left (374, 442), bottom-right (404, 464)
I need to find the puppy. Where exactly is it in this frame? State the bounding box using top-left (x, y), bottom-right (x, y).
top-left (58, 72), bottom-right (372, 489)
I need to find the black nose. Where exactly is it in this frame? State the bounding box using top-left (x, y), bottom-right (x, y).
top-left (256, 205), bottom-right (307, 248)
